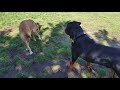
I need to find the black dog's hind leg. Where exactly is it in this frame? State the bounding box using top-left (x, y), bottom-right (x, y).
top-left (87, 62), bottom-right (100, 78)
top-left (108, 68), bottom-right (115, 78)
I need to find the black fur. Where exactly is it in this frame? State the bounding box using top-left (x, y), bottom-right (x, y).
top-left (65, 21), bottom-right (120, 78)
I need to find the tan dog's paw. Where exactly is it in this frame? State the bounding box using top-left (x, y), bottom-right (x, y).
top-left (29, 51), bottom-right (33, 55)
top-left (25, 49), bottom-right (28, 51)
top-left (39, 37), bottom-right (42, 41)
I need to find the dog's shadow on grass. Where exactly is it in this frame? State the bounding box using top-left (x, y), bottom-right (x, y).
top-left (92, 29), bottom-right (120, 78)
top-left (0, 26), bottom-right (44, 77)
top-left (0, 21), bottom-right (75, 78)
top-left (27, 20), bottom-right (86, 78)
top-left (40, 21), bottom-right (71, 60)
top-left (38, 21), bottom-right (96, 78)
top-left (0, 21), bottom-right (91, 78)
top-left (93, 29), bottom-right (120, 48)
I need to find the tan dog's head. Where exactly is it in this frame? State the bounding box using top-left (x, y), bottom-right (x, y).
top-left (36, 23), bottom-right (42, 34)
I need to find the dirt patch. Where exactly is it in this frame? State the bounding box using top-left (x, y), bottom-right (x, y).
top-left (3, 57), bottom-right (107, 78)
top-left (3, 71), bottom-right (17, 78)
top-left (0, 28), bottom-right (12, 36)
top-left (0, 26), bottom-right (16, 36)
top-left (8, 47), bottom-right (36, 61)
top-left (20, 60), bottom-right (72, 78)
top-left (6, 43), bottom-right (113, 78)
top-left (2, 59), bottom-right (88, 78)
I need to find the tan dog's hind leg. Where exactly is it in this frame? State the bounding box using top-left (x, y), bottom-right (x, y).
top-left (25, 41), bottom-right (33, 55)
top-left (20, 33), bottom-right (28, 51)
top-left (25, 38), bottom-right (33, 55)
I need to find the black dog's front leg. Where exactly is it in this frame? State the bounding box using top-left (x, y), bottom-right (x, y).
top-left (71, 49), bottom-right (79, 65)
top-left (68, 43), bottom-right (80, 68)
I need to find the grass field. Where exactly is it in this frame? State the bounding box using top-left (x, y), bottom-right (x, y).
top-left (0, 12), bottom-right (120, 78)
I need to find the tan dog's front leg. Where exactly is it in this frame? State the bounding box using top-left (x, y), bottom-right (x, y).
top-left (31, 34), bottom-right (36, 41)
top-left (35, 32), bottom-right (41, 40)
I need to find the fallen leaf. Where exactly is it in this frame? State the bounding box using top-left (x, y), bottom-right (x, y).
top-left (15, 64), bottom-right (22, 71)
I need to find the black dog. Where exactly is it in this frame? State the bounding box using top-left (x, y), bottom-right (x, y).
top-left (65, 21), bottom-right (120, 78)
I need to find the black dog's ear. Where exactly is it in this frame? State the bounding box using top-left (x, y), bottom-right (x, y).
top-left (77, 21), bottom-right (81, 25)
top-left (73, 21), bottom-right (81, 25)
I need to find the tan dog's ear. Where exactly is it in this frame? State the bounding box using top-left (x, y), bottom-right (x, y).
top-left (36, 23), bottom-right (42, 30)
top-left (36, 23), bottom-right (40, 25)
top-left (37, 23), bottom-right (42, 27)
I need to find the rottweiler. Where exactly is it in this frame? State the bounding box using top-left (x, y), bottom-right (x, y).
top-left (65, 21), bottom-right (120, 78)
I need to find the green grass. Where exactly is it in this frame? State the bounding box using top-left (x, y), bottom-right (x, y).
top-left (16, 72), bottom-right (36, 78)
top-left (97, 68), bottom-right (108, 77)
top-left (0, 12), bottom-right (120, 78)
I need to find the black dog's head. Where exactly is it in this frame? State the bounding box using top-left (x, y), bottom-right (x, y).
top-left (65, 21), bottom-right (84, 40)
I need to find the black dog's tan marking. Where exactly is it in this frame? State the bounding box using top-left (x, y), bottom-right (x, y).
top-left (65, 21), bottom-right (120, 78)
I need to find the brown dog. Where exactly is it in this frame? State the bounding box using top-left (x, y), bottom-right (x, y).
top-left (19, 19), bottom-right (42, 55)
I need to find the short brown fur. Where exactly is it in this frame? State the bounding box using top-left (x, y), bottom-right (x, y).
top-left (19, 19), bottom-right (42, 55)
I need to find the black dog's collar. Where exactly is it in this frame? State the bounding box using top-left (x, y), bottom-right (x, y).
top-left (74, 33), bottom-right (86, 41)
top-left (72, 33), bottom-right (96, 59)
